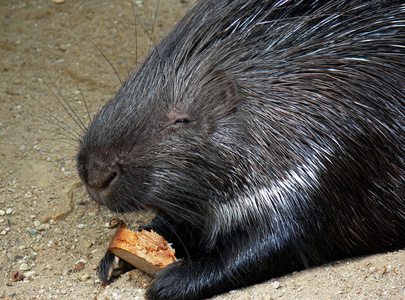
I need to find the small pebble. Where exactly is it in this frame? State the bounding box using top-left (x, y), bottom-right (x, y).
top-left (273, 281), bottom-right (281, 289)
top-left (6, 208), bottom-right (12, 215)
top-left (24, 271), bottom-right (36, 279)
top-left (36, 224), bottom-right (46, 231)
top-left (76, 258), bottom-right (87, 265)
top-left (105, 218), bottom-right (120, 228)
top-left (29, 229), bottom-right (38, 237)
top-left (19, 263), bottom-right (30, 271)
top-left (31, 245), bottom-right (41, 251)
top-left (55, 289), bottom-right (67, 295)
top-left (6, 291), bottom-right (16, 298)
top-left (77, 261), bottom-right (84, 271)
top-left (81, 273), bottom-right (90, 281)
top-left (0, 210), bottom-right (5, 216)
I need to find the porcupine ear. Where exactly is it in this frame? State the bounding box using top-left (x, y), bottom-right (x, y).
top-left (203, 68), bottom-right (238, 118)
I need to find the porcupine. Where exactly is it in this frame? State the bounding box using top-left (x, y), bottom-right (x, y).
top-left (76, 0), bottom-right (405, 299)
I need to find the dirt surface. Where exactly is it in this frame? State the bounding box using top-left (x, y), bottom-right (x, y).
top-left (0, 0), bottom-right (404, 299)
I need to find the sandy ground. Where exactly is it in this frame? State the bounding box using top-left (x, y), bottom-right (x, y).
top-left (0, 0), bottom-right (404, 299)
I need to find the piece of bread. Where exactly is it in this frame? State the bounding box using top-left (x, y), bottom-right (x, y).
top-left (107, 226), bottom-right (176, 275)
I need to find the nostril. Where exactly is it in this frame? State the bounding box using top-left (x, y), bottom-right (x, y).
top-left (88, 168), bottom-right (119, 190)
top-left (108, 171), bottom-right (118, 185)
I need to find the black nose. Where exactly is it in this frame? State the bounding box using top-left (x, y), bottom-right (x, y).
top-left (77, 152), bottom-right (120, 192)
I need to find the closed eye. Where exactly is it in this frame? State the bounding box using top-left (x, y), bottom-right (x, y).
top-left (174, 118), bottom-right (192, 124)
top-left (163, 117), bottom-right (195, 131)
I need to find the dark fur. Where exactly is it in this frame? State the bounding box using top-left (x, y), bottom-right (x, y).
top-left (77, 0), bottom-right (405, 299)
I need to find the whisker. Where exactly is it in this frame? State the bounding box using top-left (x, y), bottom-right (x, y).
top-left (44, 137), bottom-right (78, 149)
top-left (75, 28), bottom-right (124, 86)
top-left (130, 0), bottom-right (139, 65)
top-left (159, 215), bottom-right (191, 258)
top-left (129, 1), bottom-right (156, 56)
top-left (126, 202), bottom-right (155, 226)
top-left (38, 111), bottom-right (82, 142)
top-left (112, 22), bottom-right (131, 81)
top-left (149, 0), bottom-right (161, 52)
top-left (59, 66), bottom-right (93, 127)
top-left (28, 110), bottom-right (81, 144)
top-left (35, 71), bottom-right (87, 134)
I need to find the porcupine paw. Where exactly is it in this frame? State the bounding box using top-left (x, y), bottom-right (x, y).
top-left (98, 250), bottom-right (129, 285)
top-left (145, 259), bottom-right (214, 300)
